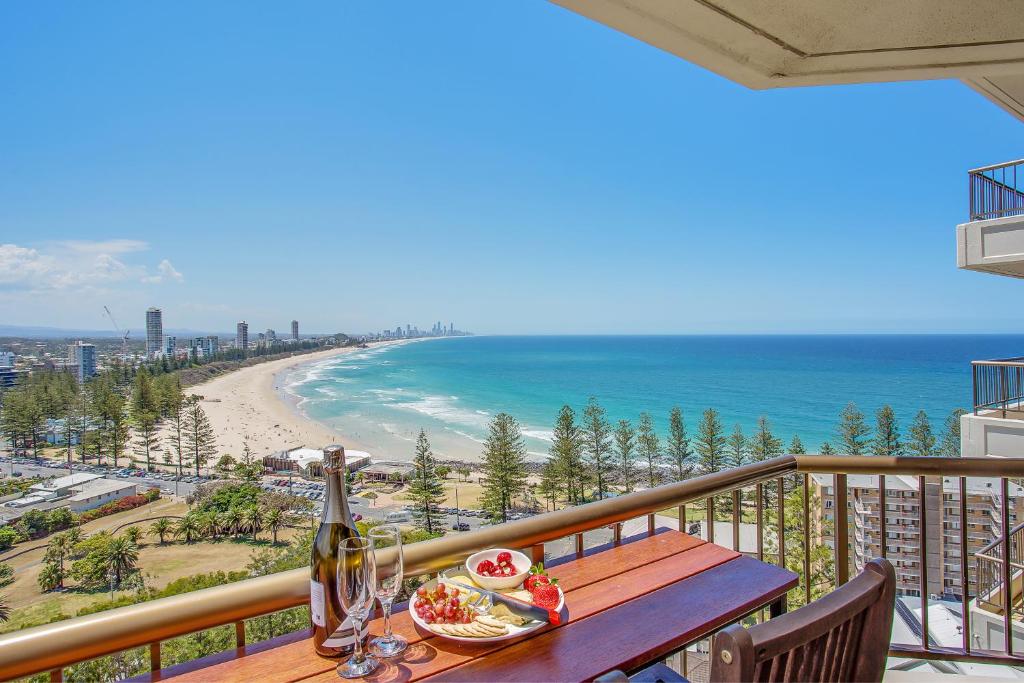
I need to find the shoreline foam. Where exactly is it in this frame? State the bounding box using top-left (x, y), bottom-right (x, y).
top-left (186, 344), bottom-right (383, 461)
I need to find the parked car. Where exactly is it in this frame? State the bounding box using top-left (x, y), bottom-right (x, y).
top-left (452, 522), bottom-right (470, 531)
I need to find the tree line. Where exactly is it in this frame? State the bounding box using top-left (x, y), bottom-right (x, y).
top-left (405, 399), bottom-right (967, 526)
top-left (0, 366), bottom-right (221, 477)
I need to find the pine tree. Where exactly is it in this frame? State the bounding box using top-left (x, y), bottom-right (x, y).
top-left (550, 405), bottom-right (586, 505)
top-left (538, 461), bottom-right (560, 511)
top-left (132, 411), bottom-right (159, 472)
top-left (614, 419), bottom-right (636, 493)
top-left (182, 397), bottom-right (218, 477)
top-left (160, 376), bottom-right (187, 477)
top-left (820, 441), bottom-right (836, 455)
top-left (480, 413), bottom-right (528, 523)
top-left (789, 435), bottom-right (806, 454)
top-left (696, 409), bottom-right (726, 475)
top-left (938, 408), bottom-right (967, 457)
top-left (582, 397), bottom-right (612, 500)
top-left (726, 424), bottom-right (747, 469)
top-left (749, 416), bottom-right (783, 462)
top-left (637, 412), bottom-right (661, 488)
top-left (908, 410), bottom-right (936, 457)
top-left (837, 402), bottom-right (870, 455)
top-left (871, 405), bottom-right (903, 456)
top-left (407, 430), bottom-right (446, 534)
top-left (666, 407), bottom-right (693, 481)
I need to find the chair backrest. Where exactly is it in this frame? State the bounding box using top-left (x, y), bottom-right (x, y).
top-left (710, 558), bottom-right (895, 682)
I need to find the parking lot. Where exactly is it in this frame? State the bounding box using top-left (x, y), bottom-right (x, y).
top-left (0, 455), bottom-right (216, 498)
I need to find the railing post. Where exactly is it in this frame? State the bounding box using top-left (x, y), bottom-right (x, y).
top-left (677, 505), bottom-right (686, 534)
top-left (575, 532), bottom-right (584, 557)
top-left (1003, 478), bottom-right (1014, 657)
top-left (836, 474), bottom-right (849, 586)
top-left (960, 476), bottom-right (971, 655)
top-left (150, 642), bottom-right (161, 673)
top-left (530, 543), bottom-right (545, 564)
top-left (732, 490), bottom-right (741, 553)
top-left (777, 477), bottom-right (785, 568)
top-left (920, 476), bottom-right (930, 652)
top-left (803, 474), bottom-right (811, 606)
top-left (879, 474), bottom-right (887, 560)
top-left (49, 669), bottom-right (61, 682)
top-left (647, 513), bottom-right (656, 537)
top-left (756, 483), bottom-right (764, 562)
top-left (235, 620), bottom-right (245, 649)
top-left (706, 497), bottom-right (715, 544)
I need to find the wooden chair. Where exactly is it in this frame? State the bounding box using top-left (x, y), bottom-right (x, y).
top-left (710, 558), bottom-right (895, 682)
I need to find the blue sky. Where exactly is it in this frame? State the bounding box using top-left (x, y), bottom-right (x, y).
top-left (1, 1), bottom-right (1021, 336)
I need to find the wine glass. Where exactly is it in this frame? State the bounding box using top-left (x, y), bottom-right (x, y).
top-left (368, 525), bottom-right (407, 657)
top-left (336, 537), bottom-right (379, 679)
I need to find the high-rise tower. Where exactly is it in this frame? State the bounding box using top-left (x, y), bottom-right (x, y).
top-left (146, 308), bottom-right (163, 358)
top-left (237, 321), bottom-right (249, 350)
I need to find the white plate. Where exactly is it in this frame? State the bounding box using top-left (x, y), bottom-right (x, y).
top-left (408, 576), bottom-right (564, 643)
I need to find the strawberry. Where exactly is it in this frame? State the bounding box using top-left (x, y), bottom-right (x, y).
top-left (523, 562), bottom-right (550, 593)
top-left (496, 551), bottom-right (512, 565)
top-left (532, 582), bottom-right (560, 610)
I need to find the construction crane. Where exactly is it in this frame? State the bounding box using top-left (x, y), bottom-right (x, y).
top-left (104, 306), bottom-right (130, 360)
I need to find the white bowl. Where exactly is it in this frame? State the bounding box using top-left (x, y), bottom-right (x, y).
top-left (466, 548), bottom-right (530, 590)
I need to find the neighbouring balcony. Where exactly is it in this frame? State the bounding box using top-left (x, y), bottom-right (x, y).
top-left (957, 159), bottom-right (1024, 278)
top-left (963, 358), bottom-right (1024, 458)
top-left (2, 456), bottom-right (1024, 681)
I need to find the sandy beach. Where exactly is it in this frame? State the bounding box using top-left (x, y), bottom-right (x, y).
top-left (187, 344), bottom-right (388, 461)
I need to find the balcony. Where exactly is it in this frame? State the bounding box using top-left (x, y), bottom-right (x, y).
top-left (957, 159), bottom-right (1024, 278)
top-left (962, 358), bottom-right (1024, 457)
top-left (2, 456), bottom-right (1024, 681)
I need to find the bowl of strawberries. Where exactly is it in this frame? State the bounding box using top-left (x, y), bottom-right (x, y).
top-left (467, 548), bottom-right (530, 590)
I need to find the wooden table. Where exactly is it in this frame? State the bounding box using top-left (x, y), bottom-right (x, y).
top-left (139, 529), bottom-right (797, 683)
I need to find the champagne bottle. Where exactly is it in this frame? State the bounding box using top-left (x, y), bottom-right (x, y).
top-left (310, 445), bottom-right (367, 656)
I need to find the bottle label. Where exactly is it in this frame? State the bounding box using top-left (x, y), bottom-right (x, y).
top-left (310, 579), bottom-right (326, 626)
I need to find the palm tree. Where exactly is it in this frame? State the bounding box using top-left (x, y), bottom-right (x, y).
top-left (241, 506), bottom-right (264, 542)
top-left (198, 512), bottom-right (220, 541)
top-left (174, 515), bottom-right (201, 544)
top-left (264, 508), bottom-right (286, 544)
top-left (149, 518), bottom-right (172, 545)
top-left (222, 507), bottom-right (243, 539)
top-left (106, 537), bottom-right (139, 587)
top-left (43, 532), bottom-right (76, 589)
top-left (123, 526), bottom-right (142, 546)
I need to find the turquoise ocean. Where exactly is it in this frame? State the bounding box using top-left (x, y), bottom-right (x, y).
top-left (281, 335), bottom-right (1024, 462)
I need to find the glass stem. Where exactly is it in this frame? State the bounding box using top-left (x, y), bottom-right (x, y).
top-left (382, 600), bottom-right (394, 639)
top-left (351, 617), bottom-right (365, 663)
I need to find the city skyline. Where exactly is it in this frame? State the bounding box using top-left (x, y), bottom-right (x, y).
top-left (1, 3), bottom-right (1023, 335)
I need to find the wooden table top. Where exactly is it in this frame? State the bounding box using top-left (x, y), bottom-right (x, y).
top-left (141, 529), bottom-right (797, 683)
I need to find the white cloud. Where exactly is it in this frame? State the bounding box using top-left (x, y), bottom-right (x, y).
top-left (0, 240), bottom-right (183, 291)
top-left (141, 259), bottom-right (184, 284)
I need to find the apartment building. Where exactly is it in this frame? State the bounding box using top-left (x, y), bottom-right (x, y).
top-left (814, 474), bottom-right (1024, 600)
top-left (236, 321), bottom-right (249, 350)
top-left (67, 341), bottom-right (96, 383)
top-left (145, 307), bottom-right (163, 358)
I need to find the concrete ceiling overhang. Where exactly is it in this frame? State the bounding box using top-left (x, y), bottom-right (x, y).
top-left (553, 0), bottom-right (1024, 120)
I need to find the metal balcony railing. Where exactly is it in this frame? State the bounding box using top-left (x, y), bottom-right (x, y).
top-left (2, 455), bottom-right (1024, 680)
top-left (970, 159), bottom-right (1024, 221)
top-left (975, 520), bottom-right (1024, 619)
top-left (972, 358), bottom-right (1024, 416)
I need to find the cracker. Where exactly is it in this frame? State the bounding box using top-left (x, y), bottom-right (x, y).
top-left (476, 615), bottom-right (509, 629)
